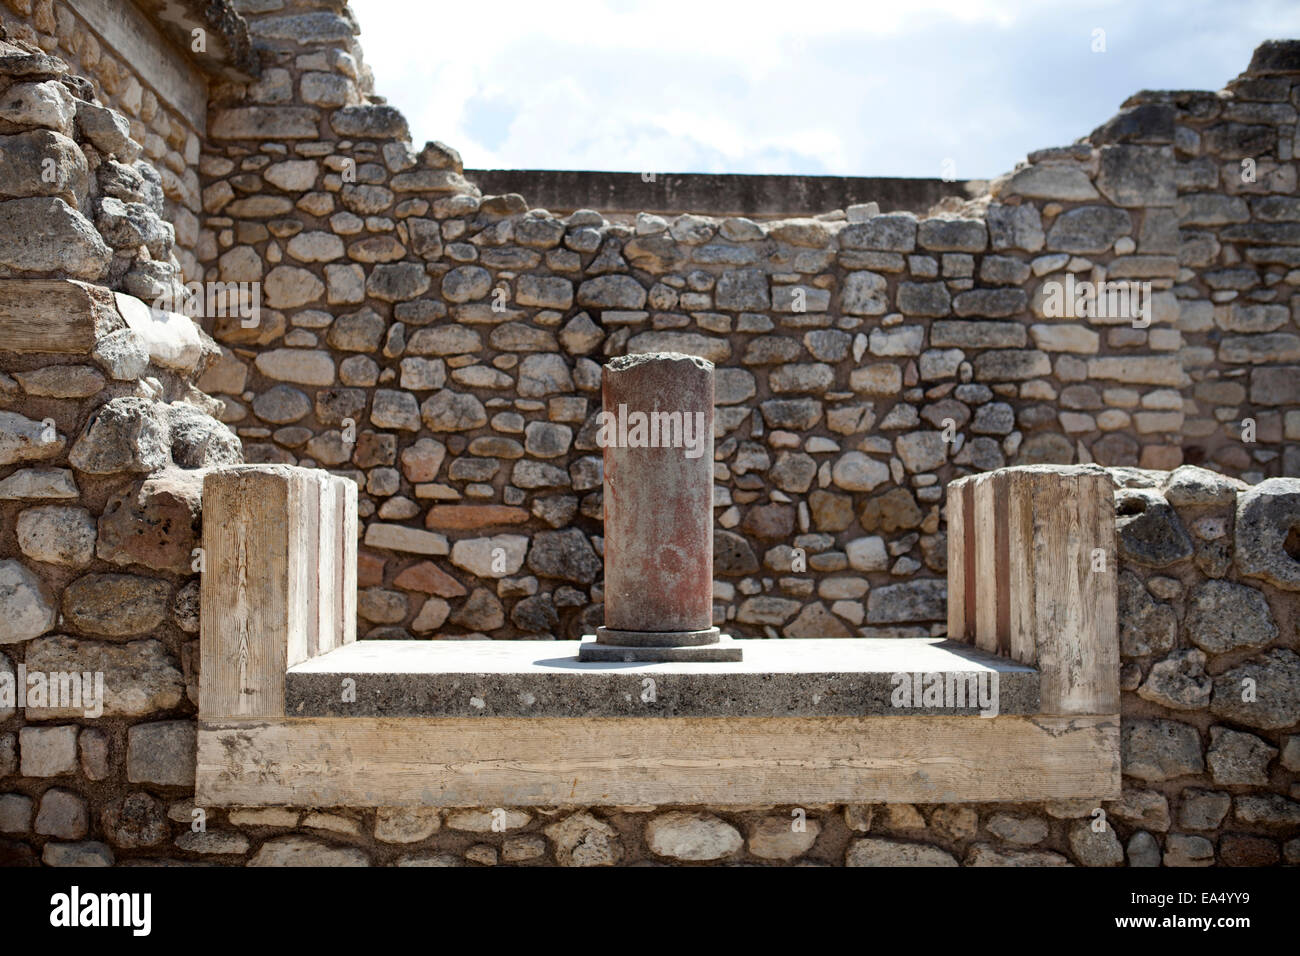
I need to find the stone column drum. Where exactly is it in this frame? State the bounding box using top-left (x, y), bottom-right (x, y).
top-left (579, 352), bottom-right (741, 661)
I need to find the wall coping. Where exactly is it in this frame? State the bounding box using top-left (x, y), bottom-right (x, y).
top-left (463, 169), bottom-right (983, 219)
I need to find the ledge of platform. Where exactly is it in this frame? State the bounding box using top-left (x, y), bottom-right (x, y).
top-left (285, 637), bottom-right (1039, 718)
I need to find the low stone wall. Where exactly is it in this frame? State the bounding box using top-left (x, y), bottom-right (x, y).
top-left (2, 464), bottom-right (1296, 866)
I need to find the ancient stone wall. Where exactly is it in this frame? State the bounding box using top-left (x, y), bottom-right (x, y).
top-left (0, 1), bottom-right (1296, 867)
top-left (0, 31), bottom-right (244, 864)
top-left (0, 0), bottom-right (225, 283)
top-left (189, 5), bottom-right (1298, 644)
top-left (1157, 53), bottom-right (1300, 479)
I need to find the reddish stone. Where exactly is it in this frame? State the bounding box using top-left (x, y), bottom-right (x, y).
top-left (741, 503), bottom-right (796, 541)
top-left (808, 490), bottom-right (854, 532)
top-left (859, 487), bottom-right (923, 533)
top-left (356, 550), bottom-right (386, 588)
top-left (353, 431), bottom-right (396, 468)
top-left (602, 353), bottom-right (714, 632)
top-left (424, 505), bottom-right (529, 530)
top-left (213, 310), bottom-right (286, 346)
top-left (393, 561), bottom-right (467, 598)
top-left (399, 438), bottom-right (446, 482)
top-left (95, 469), bottom-right (202, 573)
top-left (1219, 833), bottom-right (1279, 866)
top-left (1139, 444), bottom-right (1183, 470)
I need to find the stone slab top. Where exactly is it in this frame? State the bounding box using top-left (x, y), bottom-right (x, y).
top-left (462, 169), bottom-right (977, 219)
top-left (285, 638), bottom-right (1039, 718)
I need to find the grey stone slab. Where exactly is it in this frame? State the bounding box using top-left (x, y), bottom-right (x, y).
top-left (579, 635), bottom-right (743, 662)
top-left (463, 170), bottom-right (970, 219)
top-left (286, 638), bottom-right (1039, 718)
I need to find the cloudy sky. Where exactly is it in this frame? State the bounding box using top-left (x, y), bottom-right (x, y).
top-left (355, 0), bottom-right (1300, 180)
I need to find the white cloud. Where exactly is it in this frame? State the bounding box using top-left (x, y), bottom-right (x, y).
top-left (354, 0), bottom-right (1300, 178)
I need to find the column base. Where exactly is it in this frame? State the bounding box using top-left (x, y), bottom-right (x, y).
top-left (577, 634), bottom-right (744, 662)
top-left (594, 625), bottom-right (721, 647)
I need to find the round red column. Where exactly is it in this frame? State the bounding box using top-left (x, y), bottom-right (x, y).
top-left (579, 351), bottom-right (741, 662)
